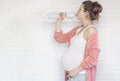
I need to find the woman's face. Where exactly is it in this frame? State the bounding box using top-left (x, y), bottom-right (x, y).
top-left (77, 4), bottom-right (86, 21)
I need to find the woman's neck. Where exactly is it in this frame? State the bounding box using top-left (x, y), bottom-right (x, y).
top-left (82, 19), bottom-right (93, 28)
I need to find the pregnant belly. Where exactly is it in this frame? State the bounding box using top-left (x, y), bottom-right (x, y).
top-left (61, 53), bottom-right (83, 71)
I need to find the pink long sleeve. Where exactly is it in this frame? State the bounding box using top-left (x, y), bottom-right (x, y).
top-left (54, 26), bottom-right (80, 43)
top-left (80, 32), bottom-right (100, 69)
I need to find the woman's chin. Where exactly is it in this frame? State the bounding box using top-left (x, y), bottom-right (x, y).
top-left (77, 17), bottom-right (82, 21)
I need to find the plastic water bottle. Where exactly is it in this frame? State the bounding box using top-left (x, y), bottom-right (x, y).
top-left (47, 12), bottom-right (77, 19)
top-left (66, 12), bottom-right (77, 19)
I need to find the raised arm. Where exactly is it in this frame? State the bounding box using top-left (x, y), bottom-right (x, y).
top-left (54, 12), bottom-right (80, 43)
top-left (54, 26), bottom-right (80, 43)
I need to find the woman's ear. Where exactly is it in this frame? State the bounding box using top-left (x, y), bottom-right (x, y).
top-left (85, 11), bottom-right (89, 16)
top-left (85, 11), bottom-right (90, 19)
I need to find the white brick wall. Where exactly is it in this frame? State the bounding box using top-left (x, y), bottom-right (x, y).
top-left (0, 0), bottom-right (120, 81)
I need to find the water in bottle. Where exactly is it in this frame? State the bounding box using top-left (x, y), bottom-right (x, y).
top-left (47, 12), bottom-right (77, 19)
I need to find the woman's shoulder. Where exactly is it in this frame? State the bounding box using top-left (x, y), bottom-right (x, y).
top-left (84, 26), bottom-right (98, 41)
top-left (73, 25), bottom-right (83, 31)
top-left (74, 25), bottom-right (83, 29)
top-left (70, 25), bottom-right (83, 33)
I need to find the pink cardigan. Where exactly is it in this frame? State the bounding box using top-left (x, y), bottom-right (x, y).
top-left (54, 26), bottom-right (100, 81)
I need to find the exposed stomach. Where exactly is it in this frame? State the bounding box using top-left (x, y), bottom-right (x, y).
top-left (61, 51), bottom-right (83, 71)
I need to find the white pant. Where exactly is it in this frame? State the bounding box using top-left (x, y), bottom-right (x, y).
top-left (67, 73), bottom-right (86, 81)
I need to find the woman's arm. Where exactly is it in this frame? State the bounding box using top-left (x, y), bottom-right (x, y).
top-left (80, 28), bottom-right (100, 69)
top-left (67, 27), bottom-right (100, 77)
top-left (54, 26), bottom-right (80, 43)
top-left (54, 12), bottom-right (80, 43)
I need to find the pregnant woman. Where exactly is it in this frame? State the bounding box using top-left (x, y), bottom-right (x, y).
top-left (54, 0), bottom-right (103, 81)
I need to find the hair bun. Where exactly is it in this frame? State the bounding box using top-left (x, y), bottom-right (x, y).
top-left (92, 2), bottom-right (102, 14)
top-left (82, 0), bottom-right (103, 21)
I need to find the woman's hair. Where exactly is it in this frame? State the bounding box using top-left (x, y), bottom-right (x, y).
top-left (82, 0), bottom-right (103, 21)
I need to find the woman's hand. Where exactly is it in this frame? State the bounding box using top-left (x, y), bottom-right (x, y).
top-left (57, 12), bottom-right (66, 22)
top-left (55, 12), bottom-right (66, 32)
top-left (68, 68), bottom-right (79, 77)
top-left (67, 65), bottom-right (83, 77)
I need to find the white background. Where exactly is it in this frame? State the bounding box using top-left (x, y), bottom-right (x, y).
top-left (0, 0), bottom-right (120, 81)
